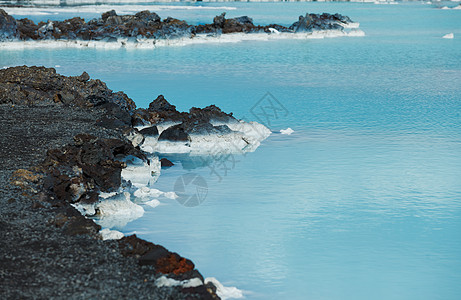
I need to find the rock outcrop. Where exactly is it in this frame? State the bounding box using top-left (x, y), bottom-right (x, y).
top-left (0, 8), bottom-right (19, 40)
top-left (0, 8), bottom-right (358, 42)
top-left (40, 134), bottom-right (146, 204)
top-left (289, 13), bottom-right (354, 32)
top-left (137, 94), bottom-right (237, 142)
top-left (0, 66), bottom-right (136, 112)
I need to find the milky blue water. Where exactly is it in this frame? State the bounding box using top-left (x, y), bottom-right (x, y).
top-left (2, 2), bottom-right (461, 299)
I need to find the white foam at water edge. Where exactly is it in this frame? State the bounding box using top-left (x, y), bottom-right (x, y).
top-left (147, 119), bottom-right (271, 155)
top-left (341, 22), bottom-right (360, 29)
top-left (155, 276), bottom-right (204, 288)
top-left (99, 228), bottom-right (124, 240)
top-left (144, 199), bottom-right (161, 208)
top-left (120, 155), bottom-right (161, 188)
top-left (163, 191), bottom-right (178, 200)
top-left (205, 277), bottom-right (244, 300)
top-left (96, 192), bottom-right (145, 228)
top-left (96, 192), bottom-right (144, 216)
top-left (0, 30), bottom-right (366, 50)
top-left (133, 186), bottom-right (164, 199)
top-left (373, 1), bottom-right (398, 4)
top-left (443, 33), bottom-right (454, 39)
top-left (72, 191), bottom-right (145, 228)
top-left (154, 276), bottom-right (243, 300)
top-left (280, 128), bottom-right (294, 135)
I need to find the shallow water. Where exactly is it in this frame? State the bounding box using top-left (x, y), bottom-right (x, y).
top-left (1, 2), bottom-right (461, 299)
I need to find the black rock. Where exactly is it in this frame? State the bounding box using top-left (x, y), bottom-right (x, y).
top-left (160, 158), bottom-right (174, 167)
top-left (0, 66), bottom-right (137, 113)
top-left (134, 10), bottom-right (161, 25)
top-left (158, 124), bottom-right (189, 142)
top-left (290, 14), bottom-right (313, 32)
top-left (102, 10), bottom-right (117, 22)
top-left (148, 95), bottom-right (177, 112)
top-left (139, 125), bottom-right (159, 137)
top-left (0, 9), bottom-right (19, 41)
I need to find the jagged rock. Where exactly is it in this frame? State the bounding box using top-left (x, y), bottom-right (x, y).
top-left (134, 10), bottom-right (161, 26)
top-left (158, 124), bottom-right (189, 142)
top-left (189, 105), bottom-right (235, 124)
top-left (160, 158), bottom-right (174, 167)
top-left (290, 14), bottom-right (313, 32)
top-left (213, 13), bottom-right (226, 28)
top-left (289, 13), bottom-right (351, 33)
top-left (211, 12), bottom-right (256, 34)
top-left (148, 95), bottom-right (177, 112)
top-left (102, 10), bottom-right (117, 22)
top-left (41, 134), bottom-right (146, 204)
top-left (137, 96), bottom-right (236, 142)
top-left (139, 125), bottom-right (159, 137)
top-left (119, 235), bottom-right (196, 276)
top-left (0, 66), bottom-right (136, 112)
top-left (0, 8), bottom-right (19, 40)
top-left (15, 18), bottom-right (39, 40)
top-left (0, 9), bottom-right (354, 42)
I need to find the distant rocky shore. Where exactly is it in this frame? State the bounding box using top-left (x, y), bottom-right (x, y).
top-left (0, 65), bottom-right (261, 299)
top-left (0, 8), bottom-right (358, 43)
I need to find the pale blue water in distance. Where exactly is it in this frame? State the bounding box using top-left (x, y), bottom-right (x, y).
top-left (1, 2), bottom-right (461, 299)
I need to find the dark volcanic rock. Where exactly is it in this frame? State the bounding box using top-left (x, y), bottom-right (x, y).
top-left (146, 95), bottom-right (184, 123)
top-left (0, 9), bottom-right (355, 43)
top-left (0, 66), bottom-right (136, 112)
top-left (160, 158), bottom-right (174, 167)
top-left (138, 95), bottom-right (237, 142)
top-left (212, 13), bottom-right (255, 34)
top-left (119, 235), bottom-right (195, 276)
top-left (16, 18), bottom-right (40, 40)
top-left (148, 94), bottom-right (177, 112)
top-left (41, 134), bottom-right (146, 204)
top-left (189, 104), bottom-right (235, 124)
top-left (289, 13), bottom-right (352, 32)
top-left (0, 8), bottom-right (19, 40)
top-left (158, 124), bottom-right (190, 142)
top-left (139, 125), bottom-right (159, 137)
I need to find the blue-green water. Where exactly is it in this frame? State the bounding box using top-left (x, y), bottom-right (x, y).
top-left (1, 2), bottom-right (461, 299)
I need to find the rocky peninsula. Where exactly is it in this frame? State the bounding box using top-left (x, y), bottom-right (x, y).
top-left (0, 66), bottom-right (261, 299)
top-left (0, 8), bottom-right (362, 46)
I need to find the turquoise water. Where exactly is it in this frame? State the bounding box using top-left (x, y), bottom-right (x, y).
top-left (2, 2), bottom-right (461, 299)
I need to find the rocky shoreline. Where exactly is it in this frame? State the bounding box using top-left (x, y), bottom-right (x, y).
top-left (0, 66), bottom-right (260, 299)
top-left (0, 8), bottom-right (361, 45)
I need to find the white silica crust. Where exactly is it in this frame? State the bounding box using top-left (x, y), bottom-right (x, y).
top-left (280, 127), bottom-right (294, 135)
top-left (120, 155), bottom-right (161, 188)
top-left (138, 119), bottom-right (272, 155)
top-left (204, 277), bottom-right (244, 300)
top-left (0, 29), bottom-right (365, 50)
top-left (155, 276), bottom-right (204, 288)
top-left (133, 186), bottom-right (164, 199)
top-left (71, 155), bottom-right (166, 230)
top-left (99, 228), bottom-right (124, 240)
top-left (144, 199), bottom-right (161, 208)
top-left (96, 192), bottom-right (143, 217)
top-left (72, 191), bottom-right (145, 229)
top-left (154, 276), bottom-right (243, 299)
